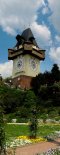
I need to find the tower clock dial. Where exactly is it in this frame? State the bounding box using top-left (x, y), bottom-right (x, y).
top-left (17, 57), bottom-right (23, 69)
top-left (30, 58), bottom-right (37, 70)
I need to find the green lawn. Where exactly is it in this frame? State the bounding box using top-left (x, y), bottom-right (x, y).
top-left (38, 124), bottom-right (60, 137)
top-left (5, 124), bottom-right (29, 142)
top-left (5, 124), bottom-right (60, 142)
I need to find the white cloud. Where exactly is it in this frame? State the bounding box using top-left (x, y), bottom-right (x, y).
top-left (49, 47), bottom-right (60, 68)
top-left (48, 0), bottom-right (60, 32)
top-left (55, 35), bottom-right (60, 42)
top-left (0, 0), bottom-right (43, 35)
top-left (31, 22), bottom-right (51, 47)
top-left (0, 0), bottom-right (52, 47)
top-left (0, 61), bottom-right (13, 78)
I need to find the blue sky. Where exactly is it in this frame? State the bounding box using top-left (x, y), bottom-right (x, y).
top-left (0, 0), bottom-right (60, 78)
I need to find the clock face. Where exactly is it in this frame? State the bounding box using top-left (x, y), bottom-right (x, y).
top-left (30, 58), bottom-right (37, 70)
top-left (17, 57), bottom-right (23, 69)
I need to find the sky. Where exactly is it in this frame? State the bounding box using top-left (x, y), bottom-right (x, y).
top-left (0, 0), bottom-right (60, 78)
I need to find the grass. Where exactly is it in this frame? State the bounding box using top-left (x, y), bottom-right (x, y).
top-left (5, 123), bottom-right (60, 142)
top-left (5, 124), bottom-right (29, 142)
top-left (38, 124), bottom-right (60, 137)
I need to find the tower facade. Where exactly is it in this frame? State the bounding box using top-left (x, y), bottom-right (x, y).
top-left (8, 28), bottom-right (45, 89)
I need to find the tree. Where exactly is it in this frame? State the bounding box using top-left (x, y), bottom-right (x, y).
top-left (0, 106), bottom-right (6, 155)
top-left (23, 90), bottom-right (37, 116)
top-left (51, 64), bottom-right (60, 83)
top-left (31, 73), bottom-right (46, 95)
top-left (29, 109), bottom-right (38, 139)
top-left (51, 82), bottom-right (60, 106)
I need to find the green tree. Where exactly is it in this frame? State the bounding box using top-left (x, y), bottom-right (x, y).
top-left (0, 106), bottom-right (6, 155)
top-left (51, 64), bottom-right (60, 83)
top-left (29, 109), bottom-right (38, 139)
top-left (51, 82), bottom-right (60, 106)
top-left (23, 90), bottom-right (37, 116)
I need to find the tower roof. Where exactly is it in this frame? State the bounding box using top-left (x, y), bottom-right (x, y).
top-left (21, 28), bottom-right (38, 47)
top-left (16, 28), bottom-right (38, 47)
top-left (8, 28), bottom-right (45, 60)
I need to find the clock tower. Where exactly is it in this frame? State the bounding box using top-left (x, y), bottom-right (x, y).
top-left (8, 28), bottom-right (45, 89)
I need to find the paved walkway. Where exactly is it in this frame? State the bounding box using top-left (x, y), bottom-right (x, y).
top-left (15, 138), bottom-right (60, 155)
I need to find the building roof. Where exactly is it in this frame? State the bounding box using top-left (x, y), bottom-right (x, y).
top-left (21, 28), bottom-right (38, 46)
top-left (8, 28), bottom-right (45, 60)
top-left (16, 28), bottom-right (38, 47)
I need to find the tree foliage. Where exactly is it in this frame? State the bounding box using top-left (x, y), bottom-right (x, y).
top-left (31, 64), bottom-right (60, 108)
top-left (0, 64), bottom-right (60, 120)
top-left (0, 106), bottom-right (6, 155)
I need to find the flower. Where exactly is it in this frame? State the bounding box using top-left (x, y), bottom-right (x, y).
top-left (6, 136), bottom-right (47, 148)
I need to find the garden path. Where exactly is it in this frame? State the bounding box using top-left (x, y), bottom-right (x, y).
top-left (15, 138), bottom-right (60, 155)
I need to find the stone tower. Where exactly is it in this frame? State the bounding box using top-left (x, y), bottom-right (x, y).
top-left (8, 28), bottom-right (45, 89)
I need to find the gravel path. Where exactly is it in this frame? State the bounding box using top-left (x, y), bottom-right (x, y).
top-left (15, 138), bottom-right (60, 155)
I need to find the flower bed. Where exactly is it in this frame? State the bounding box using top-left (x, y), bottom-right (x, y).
top-left (6, 136), bottom-right (47, 148)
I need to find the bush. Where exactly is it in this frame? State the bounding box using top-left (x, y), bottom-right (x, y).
top-left (6, 113), bottom-right (16, 123)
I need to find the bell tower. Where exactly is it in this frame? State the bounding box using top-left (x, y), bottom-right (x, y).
top-left (8, 28), bottom-right (45, 89)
